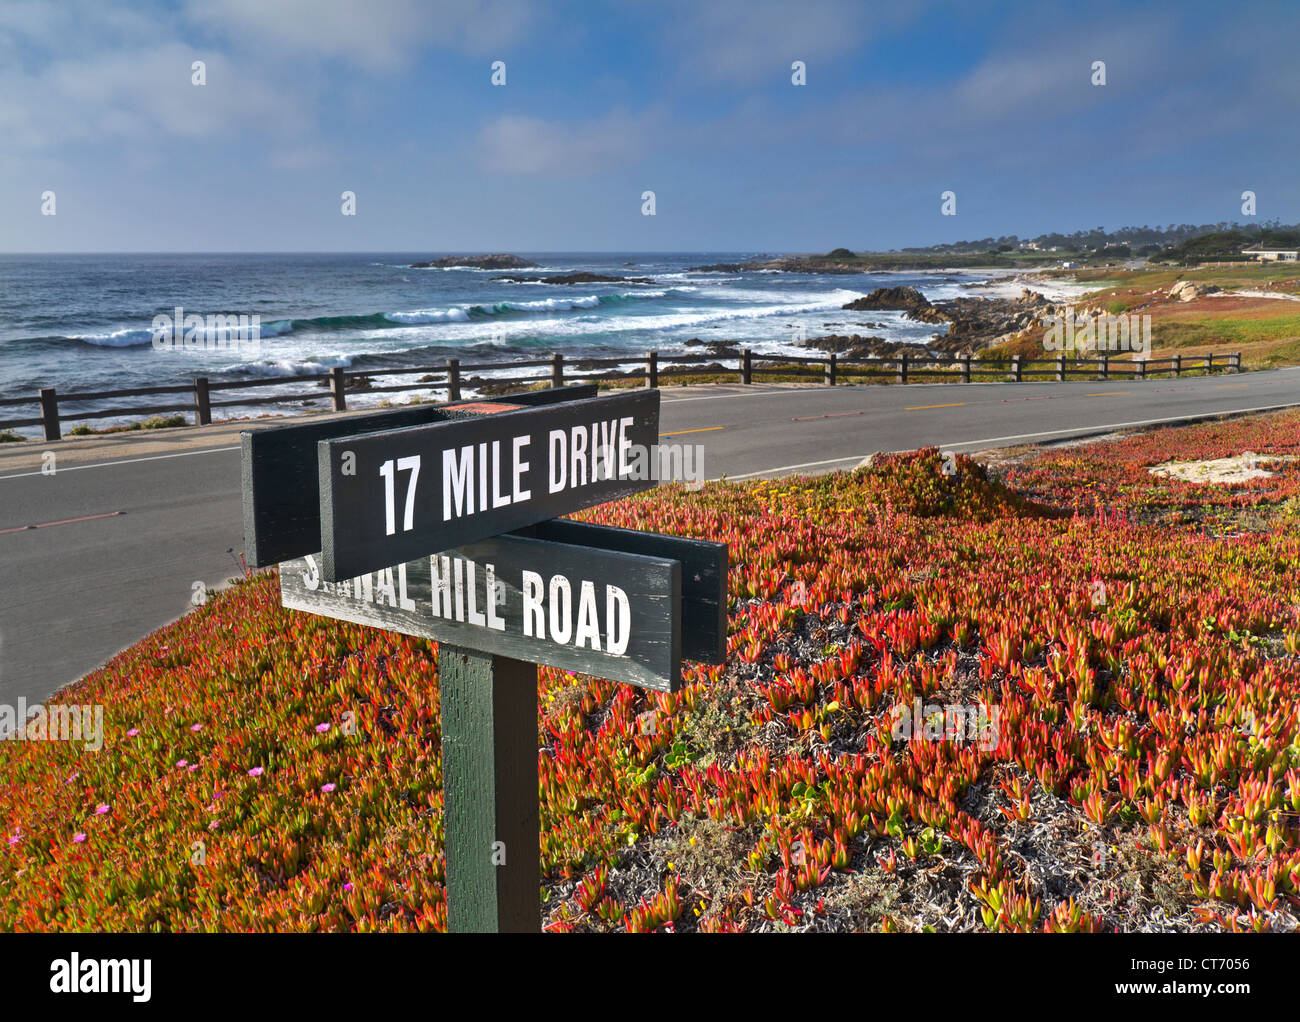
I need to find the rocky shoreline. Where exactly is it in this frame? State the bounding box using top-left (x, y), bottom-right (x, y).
top-left (405, 257), bottom-right (1100, 363)
top-left (795, 282), bottom-right (1108, 358)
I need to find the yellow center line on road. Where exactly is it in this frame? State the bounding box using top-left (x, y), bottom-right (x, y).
top-left (1084, 392), bottom-right (1133, 398)
top-left (659, 426), bottom-right (725, 437)
top-left (905, 402), bottom-right (966, 411)
top-left (1215, 384), bottom-right (1249, 389)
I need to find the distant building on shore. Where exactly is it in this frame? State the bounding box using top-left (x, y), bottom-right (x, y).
top-left (1242, 244), bottom-right (1299, 262)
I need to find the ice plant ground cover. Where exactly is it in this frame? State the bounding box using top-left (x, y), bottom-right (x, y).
top-left (3, 411), bottom-right (1300, 932)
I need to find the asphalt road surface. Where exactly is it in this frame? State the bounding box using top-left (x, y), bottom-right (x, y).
top-left (3, 367), bottom-right (1298, 708)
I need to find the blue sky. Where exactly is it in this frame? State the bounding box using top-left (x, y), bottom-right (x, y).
top-left (1, 0), bottom-right (1296, 252)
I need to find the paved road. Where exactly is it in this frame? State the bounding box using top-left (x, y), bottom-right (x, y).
top-left (2, 368), bottom-right (1298, 708)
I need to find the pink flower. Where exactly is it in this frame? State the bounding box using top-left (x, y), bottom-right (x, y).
top-left (315, 723), bottom-right (331, 733)
top-left (177, 759), bottom-right (188, 769)
top-left (247, 767), bottom-right (264, 777)
top-left (321, 783), bottom-right (336, 793)
top-left (73, 833), bottom-right (86, 843)
top-left (188, 764), bottom-right (198, 773)
top-left (6, 834), bottom-right (20, 847)
top-left (126, 728), bottom-right (139, 737)
top-left (190, 724), bottom-right (202, 733)
top-left (343, 882), bottom-right (354, 893)
top-left (95, 804), bottom-right (109, 815)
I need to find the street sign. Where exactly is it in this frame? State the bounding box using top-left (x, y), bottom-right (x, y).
top-left (241, 384), bottom-right (597, 568)
top-left (316, 389), bottom-right (659, 582)
top-left (514, 519), bottom-right (726, 664)
top-left (280, 534), bottom-right (682, 691)
top-left (242, 384), bottom-right (729, 931)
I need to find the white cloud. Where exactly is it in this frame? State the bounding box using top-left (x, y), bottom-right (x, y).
top-left (659, 0), bottom-right (922, 85)
top-left (476, 108), bottom-right (665, 175)
top-left (0, 43), bottom-right (311, 152)
top-left (186, 0), bottom-right (538, 69)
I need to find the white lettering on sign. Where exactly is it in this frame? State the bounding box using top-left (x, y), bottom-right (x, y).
top-left (380, 455), bottom-right (421, 535)
top-left (442, 436), bottom-right (533, 520)
top-left (297, 554), bottom-right (634, 656)
top-left (545, 417), bottom-right (634, 493)
top-left (302, 554), bottom-right (419, 611)
top-left (438, 417), bottom-right (637, 521)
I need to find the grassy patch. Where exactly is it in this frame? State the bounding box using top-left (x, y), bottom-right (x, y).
top-left (67, 414), bottom-right (190, 436)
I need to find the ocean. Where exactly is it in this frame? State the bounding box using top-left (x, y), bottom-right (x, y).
top-left (0, 252), bottom-right (1090, 432)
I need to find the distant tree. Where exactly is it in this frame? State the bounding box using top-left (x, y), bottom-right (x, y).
top-left (867, 220), bottom-right (1299, 259)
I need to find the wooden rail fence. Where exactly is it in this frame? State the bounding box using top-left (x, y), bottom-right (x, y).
top-left (0, 349), bottom-right (1242, 441)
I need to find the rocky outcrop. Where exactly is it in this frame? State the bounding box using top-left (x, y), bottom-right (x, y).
top-left (683, 338), bottom-right (743, 357)
top-left (801, 334), bottom-right (902, 358)
top-left (410, 254), bottom-right (538, 269)
top-left (831, 284), bottom-right (1066, 354)
top-left (930, 292), bottom-right (1059, 352)
top-left (1167, 281), bottom-right (1221, 302)
top-left (841, 286), bottom-right (944, 321)
top-left (492, 272), bottom-right (654, 285)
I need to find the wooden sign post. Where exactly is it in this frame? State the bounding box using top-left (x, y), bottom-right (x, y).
top-left (240, 386), bottom-right (727, 931)
top-left (440, 645), bottom-right (540, 932)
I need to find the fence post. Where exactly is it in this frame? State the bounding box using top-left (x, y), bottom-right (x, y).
top-left (551, 352), bottom-right (564, 389)
top-left (194, 376), bottom-right (212, 426)
top-left (329, 366), bottom-right (347, 411)
top-left (1136, 358), bottom-right (1147, 381)
top-left (1204, 355), bottom-right (1213, 374)
top-left (1100, 354), bottom-right (1109, 380)
top-left (645, 350), bottom-right (658, 388)
top-left (1232, 352), bottom-right (1241, 373)
top-left (39, 387), bottom-right (60, 441)
top-left (447, 358), bottom-right (461, 401)
top-left (1172, 355), bottom-right (1181, 377)
top-left (741, 349), bottom-right (752, 385)
top-left (897, 351), bottom-right (908, 384)
top-left (960, 354), bottom-right (971, 383)
top-left (1011, 355), bottom-right (1022, 382)
top-left (1055, 354), bottom-right (1065, 381)
top-left (825, 352), bottom-right (837, 387)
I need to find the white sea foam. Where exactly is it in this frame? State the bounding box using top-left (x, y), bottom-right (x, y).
top-left (385, 307), bottom-right (473, 324)
top-left (71, 328), bottom-right (155, 347)
top-left (221, 355), bottom-right (356, 377)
